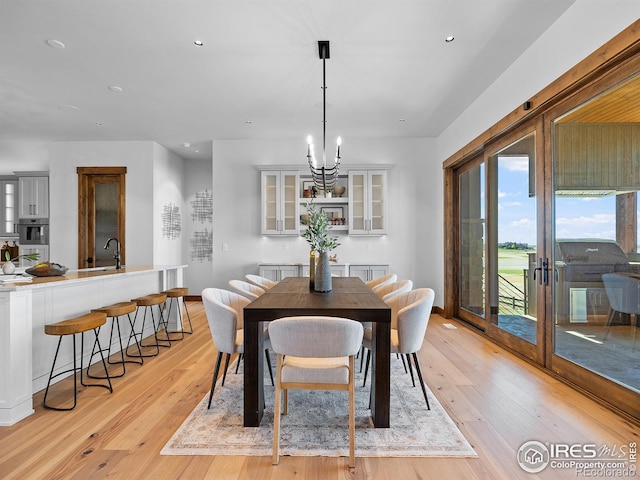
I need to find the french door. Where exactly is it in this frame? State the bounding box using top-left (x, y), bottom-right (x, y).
top-left (457, 121), bottom-right (547, 363)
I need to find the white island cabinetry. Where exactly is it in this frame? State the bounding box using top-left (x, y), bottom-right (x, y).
top-left (0, 265), bottom-right (185, 426)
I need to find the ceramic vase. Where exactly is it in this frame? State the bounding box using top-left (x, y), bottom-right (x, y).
top-left (2, 261), bottom-right (16, 275)
top-left (314, 251), bottom-right (332, 292)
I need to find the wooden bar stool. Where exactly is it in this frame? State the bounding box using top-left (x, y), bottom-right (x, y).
top-left (162, 287), bottom-right (194, 340)
top-left (128, 293), bottom-right (169, 357)
top-left (87, 301), bottom-right (142, 377)
top-left (43, 311), bottom-right (113, 411)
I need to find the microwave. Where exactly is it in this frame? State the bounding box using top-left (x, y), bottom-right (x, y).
top-left (18, 218), bottom-right (49, 245)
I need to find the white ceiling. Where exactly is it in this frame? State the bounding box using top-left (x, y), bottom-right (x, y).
top-left (0, 0), bottom-right (576, 161)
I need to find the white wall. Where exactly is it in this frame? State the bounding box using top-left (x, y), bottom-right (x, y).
top-left (0, 143), bottom-right (49, 174)
top-left (152, 143), bottom-right (185, 266)
top-left (49, 141), bottom-right (156, 269)
top-left (183, 159), bottom-right (214, 294)
top-left (211, 137), bottom-right (440, 300)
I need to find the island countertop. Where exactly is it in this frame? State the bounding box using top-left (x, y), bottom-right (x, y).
top-left (0, 265), bottom-right (186, 291)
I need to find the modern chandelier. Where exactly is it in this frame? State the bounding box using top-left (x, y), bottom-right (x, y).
top-left (306, 40), bottom-right (341, 194)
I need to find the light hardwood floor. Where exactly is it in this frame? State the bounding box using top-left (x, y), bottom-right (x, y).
top-left (0, 302), bottom-right (638, 479)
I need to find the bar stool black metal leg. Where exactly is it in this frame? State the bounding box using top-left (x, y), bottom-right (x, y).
top-left (43, 335), bottom-right (78, 411)
top-left (80, 330), bottom-right (113, 392)
top-left (128, 307), bottom-right (159, 357)
top-left (87, 319), bottom-right (125, 379)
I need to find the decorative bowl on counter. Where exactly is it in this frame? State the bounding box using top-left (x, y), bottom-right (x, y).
top-left (25, 262), bottom-right (69, 277)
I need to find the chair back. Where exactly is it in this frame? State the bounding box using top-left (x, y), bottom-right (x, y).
top-left (366, 273), bottom-right (397, 291)
top-left (387, 288), bottom-right (435, 354)
top-left (269, 316), bottom-right (364, 358)
top-left (602, 273), bottom-right (640, 315)
top-left (202, 288), bottom-right (249, 354)
top-left (229, 279), bottom-right (265, 300)
top-left (376, 279), bottom-right (413, 302)
top-left (245, 274), bottom-right (277, 289)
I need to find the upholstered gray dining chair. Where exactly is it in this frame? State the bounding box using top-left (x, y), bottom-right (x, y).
top-left (245, 274), bottom-right (277, 290)
top-left (362, 288), bottom-right (435, 409)
top-left (374, 279), bottom-right (413, 302)
top-left (602, 272), bottom-right (639, 348)
top-left (201, 288), bottom-right (273, 409)
top-left (366, 273), bottom-right (397, 291)
top-left (269, 316), bottom-right (364, 468)
top-left (228, 279), bottom-right (265, 300)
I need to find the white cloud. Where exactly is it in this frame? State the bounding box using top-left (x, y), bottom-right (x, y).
top-left (500, 156), bottom-right (529, 172)
top-left (510, 218), bottom-right (533, 228)
top-left (556, 214), bottom-right (615, 226)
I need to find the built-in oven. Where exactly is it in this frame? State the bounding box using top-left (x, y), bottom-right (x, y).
top-left (18, 218), bottom-right (49, 245)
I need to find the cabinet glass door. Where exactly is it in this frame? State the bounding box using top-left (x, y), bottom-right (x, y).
top-left (349, 172), bottom-right (366, 232)
top-left (369, 171), bottom-right (386, 234)
top-left (262, 173), bottom-right (278, 234)
top-left (280, 172), bottom-right (298, 234)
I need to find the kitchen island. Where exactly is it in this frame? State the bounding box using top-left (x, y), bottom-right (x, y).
top-left (0, 265), bottom-right (185, 426)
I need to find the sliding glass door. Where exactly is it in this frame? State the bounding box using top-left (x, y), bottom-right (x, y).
top-left (550, 73), bottom-right (640, 399)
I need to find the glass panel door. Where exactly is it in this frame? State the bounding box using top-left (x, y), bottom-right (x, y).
top-left (552, 74), bottom-right (640, 393)
top-left (458, 160), bottom-right (486, 329)
top-left (487, 132), bottom-right (539, 346)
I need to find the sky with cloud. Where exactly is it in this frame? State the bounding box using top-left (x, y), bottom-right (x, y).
top-left (496, 156), bottom-right (621, 247)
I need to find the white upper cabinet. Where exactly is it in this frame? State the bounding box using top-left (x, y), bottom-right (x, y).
top-left (348, 170), bottom-right (387, 235)
top-left (261, 170), bottom-right (300, 235)
top-left (18, 176), bottom-right (49, 218)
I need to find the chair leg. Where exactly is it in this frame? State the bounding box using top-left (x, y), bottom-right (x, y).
top-left (79, 330), bottom-right (113, 393)
top-left (133, 307), bottom-right (160, 357)
top-left (348, 355), bottom-right (356, 468)
top-left (235, 353), bottom-right (243, 373)
top-left (359, 345), bottom-right (366, 372)
top-left (273, 355), bottom-right (282, 465)
top-left (362, 350), bottom-right (371, 387)
top-left (400, 353), bottom-right (408, 373)
top-left (265, 349), bottom-right (275, 386)
top-left (405, 353), bottom-right (416, 387)
top-left (411, 352), bottom-right (430, 410)
top-left (43, 335), bottom-right (78, 411)
top-left (221, 353), bottom-right (231, 386)
top-left (207, 352), bottom-right (224, 409)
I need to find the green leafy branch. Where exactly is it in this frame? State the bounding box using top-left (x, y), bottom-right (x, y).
top-left (301, 201), bottom-right (340, 253)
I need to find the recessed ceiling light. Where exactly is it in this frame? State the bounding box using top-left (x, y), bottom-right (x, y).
top-left (245, 120), bottom-right (252, 124)
top-left (194, 40), bottom-right (204, 46)
top-left (183, 143), bottom-right (191, 148)
top-left (195, 150), bottom-right (200, 153)
top-left (445, 35), bottom-right (455, 43)
top-left (45, 39), bottom-right (66, 49)
top-left (108, 85), bottom-right (123, 93)
top-left (57, 104), bottom-right (80, 112)
top-left (399, 118), bottom-right (406, 122)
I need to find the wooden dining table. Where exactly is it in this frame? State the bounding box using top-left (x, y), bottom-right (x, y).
top-left (243, 276), bottom-right (392, 428)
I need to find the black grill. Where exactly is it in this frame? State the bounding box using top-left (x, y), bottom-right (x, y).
top-left (555, 239), bottom-right (630, 323)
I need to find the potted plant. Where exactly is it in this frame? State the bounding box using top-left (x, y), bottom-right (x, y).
top-left (3, 251), bottom-right (39, 274)
top-left (301, 201), bottom-right (340, 292)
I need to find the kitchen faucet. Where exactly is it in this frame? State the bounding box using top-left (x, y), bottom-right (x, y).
top-left (104, 237), bottom-right (121, 270)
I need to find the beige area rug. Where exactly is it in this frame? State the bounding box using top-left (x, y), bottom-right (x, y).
top-left (161, 356), bottom-right (477, 458)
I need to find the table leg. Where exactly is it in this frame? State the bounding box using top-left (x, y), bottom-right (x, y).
top-left (370, 319), bottom-right (390, 427)
top-left (243, 319), bottom-right (264, 426)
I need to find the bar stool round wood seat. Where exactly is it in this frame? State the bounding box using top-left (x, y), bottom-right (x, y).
top-left (128, 293), bottom-right (169, 357)
top-left (162, 287), bottom-right (194, 339)
top-left (43, 311), bottom-right (113, 411)
top-left (87, 301), bottom-right (142, 378)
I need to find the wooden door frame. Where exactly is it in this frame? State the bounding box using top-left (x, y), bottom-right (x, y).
top-left (77, 167), bottom-right (126, 269)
